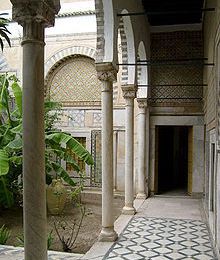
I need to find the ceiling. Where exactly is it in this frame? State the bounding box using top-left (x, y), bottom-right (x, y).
top-left (142, 0), bottom-right (205, 26)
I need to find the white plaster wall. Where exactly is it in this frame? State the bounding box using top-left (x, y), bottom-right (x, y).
top-left (1, 1), bottom-right (96, 38)
top-left (192, 126), bottom-right (205, 193)
top-left (46, 15), bottom-right (96, 35)
top-left (203, 0), bottom-right (220, 254)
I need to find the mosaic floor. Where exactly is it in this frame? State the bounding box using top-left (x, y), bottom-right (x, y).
top-left (105, 217), bottom-right (217, 260)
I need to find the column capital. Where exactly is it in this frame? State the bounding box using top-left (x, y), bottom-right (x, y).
top-left (121, 85), bottom-right (137, 99)
top-left (10, 0), bottom-right (60, 27)
top-left (137, 98), bottom-right (148, 109)
top-left (96, 62), bottom-right (118, 82)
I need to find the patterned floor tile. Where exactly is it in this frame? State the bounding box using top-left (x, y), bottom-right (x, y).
top-left (105, 217), bottom-right (217, 260)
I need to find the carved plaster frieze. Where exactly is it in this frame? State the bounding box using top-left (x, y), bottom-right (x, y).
top-left (10, 0), bottom-right (60, 28)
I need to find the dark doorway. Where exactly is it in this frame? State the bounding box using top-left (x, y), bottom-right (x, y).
top-left (157, 126), bottom-right (189, 195)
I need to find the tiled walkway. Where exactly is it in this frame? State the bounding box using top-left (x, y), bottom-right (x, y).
top-left (0, 197), bottom-right (218, 259)
top-left (105, 217), bottom-right (216, 259)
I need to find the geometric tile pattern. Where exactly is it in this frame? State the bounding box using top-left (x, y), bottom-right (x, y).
top-left (150, 31), bottom-right (203, 104)
top-left (105, 217), bottom-right (217, 260)
top-left (68, 110), bottom-right (85, 127)
top-left (47, 56), bottom-right (102, 105)
top-left (93, 112), bottom-right (102, 127)
top-left (91, 130), bottom-right (102, 187)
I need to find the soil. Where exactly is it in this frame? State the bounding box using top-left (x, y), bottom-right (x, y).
top-left (0, 195), bottom-right (124, 254)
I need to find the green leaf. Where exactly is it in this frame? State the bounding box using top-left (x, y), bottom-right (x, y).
top-left (5, 136), bottom-right (22, 151)
top-left (11, 123), bottom-right (22, 134)
top-left (11, 82), bottom-right (22, 115)
top-left (51, 162), bottom-right (76, 187)
top-left (0, 75), bottom-right (7, 112)
top-left (46, 132), bottom-right (94, 165)
top-left (0, 177), bottom-right (14, 208)
top-left (0, 149), bottom-right (9, 176)
top-left (0, 126), bottom-right (15, 147)
top-left (44, 100), bottom-right (61, 113)
top-left (9, 155), bottom-right (22, 165)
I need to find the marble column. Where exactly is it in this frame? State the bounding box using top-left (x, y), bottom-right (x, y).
top-left (136, 98), bottom-right (148, 199)
top-left (122, 85), bottom-right (137, 215)
top-left (96, 63), bottom-right (118, 242)
top-left (10, 1), bottom-right (60, 259)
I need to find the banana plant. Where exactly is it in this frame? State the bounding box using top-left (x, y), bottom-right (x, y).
top-left (0, 74), bottom-right (93, 208)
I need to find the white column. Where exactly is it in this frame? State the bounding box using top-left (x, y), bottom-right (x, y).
top-left (11, 1), bottom-right (60, 259)
top-left (122, 86), bottom-right (137, 215)
top-left (145, 107), bottom-right (150, 197)
top-left (97, 64), bottom-right (118, 242)
top-left (136, 98), bottom-right (148, 199)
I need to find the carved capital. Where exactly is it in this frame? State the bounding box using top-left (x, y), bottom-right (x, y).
top-left (137, 98), bottom-right (148, 109)
top-left (121, 85), bottom-right (137, 100)
top-left (10, 0), bottom-right (60, 28)
top-left (97, 70), bottom-right (117, 82)
top-left (96, 62), bottom-right (118, 82)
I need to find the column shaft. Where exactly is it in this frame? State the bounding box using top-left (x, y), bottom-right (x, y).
top-left (145, 107), bottom-right (150, 197)
top-left (122, 87), bottom-right (136, 215)
top-left (22, 30), bottom-right (47, 260)
top-left (10, 2), bottom-right (60, 259)
top-left (137, 107), bottom-right (147, 199)
top-left (102, 80), bottom-right (114, 227)
top-left (97, 67), bottom-right (118, 242)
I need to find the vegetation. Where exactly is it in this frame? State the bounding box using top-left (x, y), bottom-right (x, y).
top-left (16, 230), bottom-right (54, 249)
top-left (0, 225), bottom-right (10, 245)
top-left (0, 13), bottom-right (11, 51)
top-left (0, 74), bottom-right (93, 208)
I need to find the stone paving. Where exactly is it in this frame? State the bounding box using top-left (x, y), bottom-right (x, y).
top-left (0, 245), bottom-right (83, 260)
top-left (0, 197), bottom-right (218, 259)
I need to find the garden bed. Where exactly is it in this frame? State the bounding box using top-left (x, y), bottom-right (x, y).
top-left (0, 195), bottom-right (124, 254)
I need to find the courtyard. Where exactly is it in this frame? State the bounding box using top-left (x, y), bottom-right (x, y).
top-left (0, 197), bottom-right (217, 259)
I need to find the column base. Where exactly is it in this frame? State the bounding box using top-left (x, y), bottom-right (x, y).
top-left (122, 206), bottom-right (136, 215)
top-left (98, 227), bottom-right (118, 242)
top-left (136, 193), bottom-right (147, 200)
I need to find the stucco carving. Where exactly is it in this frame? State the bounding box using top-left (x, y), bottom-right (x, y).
top-left (121, 85), bottom-right (137, 99)
top-left (137, 98), bottom-right (148, 109)
top-left (11, 0), bottom-right (60, 29)
top-left (97, 70), bottom-right (117, 82)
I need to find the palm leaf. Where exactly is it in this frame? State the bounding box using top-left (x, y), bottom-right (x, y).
top-left (0, 13), bottom-right (11, 50)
